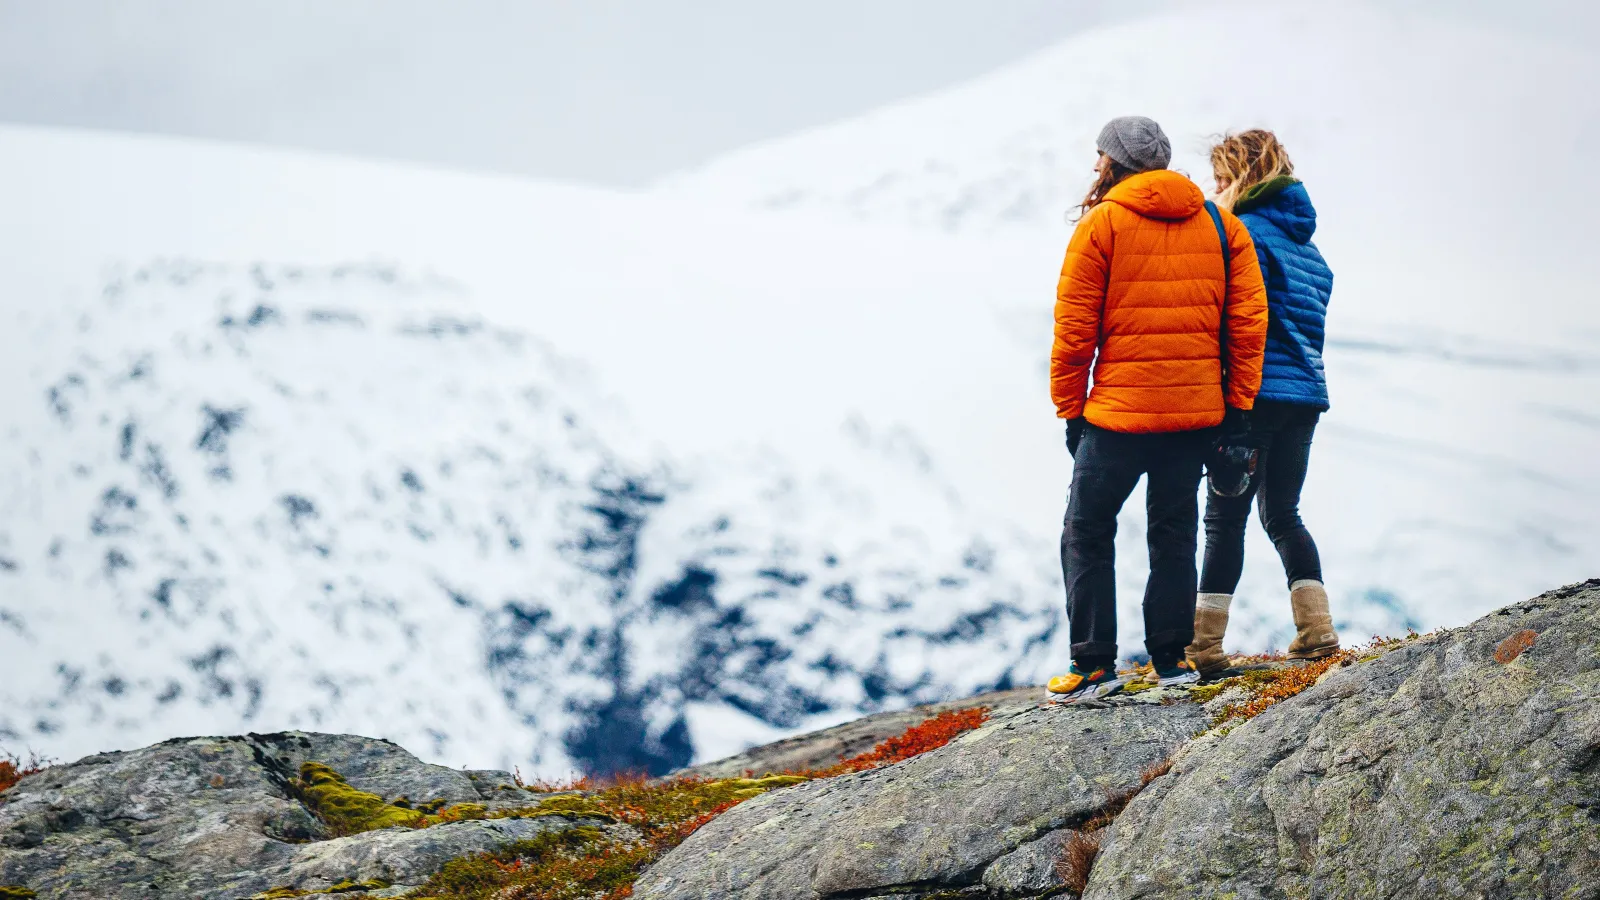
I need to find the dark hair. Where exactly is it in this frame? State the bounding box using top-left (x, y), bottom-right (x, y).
top-left (1074, 155), bottom-right (1136, 221)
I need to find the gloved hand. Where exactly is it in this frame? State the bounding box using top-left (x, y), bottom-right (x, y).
top-left (1209, 407), bottom-right (1258, 498)
top-left (1221, 406), bottom-right (1252, 443)
top-left (1065, 417), bottom-right (1087, 458)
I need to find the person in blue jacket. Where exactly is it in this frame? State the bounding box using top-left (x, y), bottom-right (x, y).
top-left (1186, 129), bottom-right (1339, 675)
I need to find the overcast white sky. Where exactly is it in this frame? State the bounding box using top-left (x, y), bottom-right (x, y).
top-left (1, 0), bottom-right (1595, 186)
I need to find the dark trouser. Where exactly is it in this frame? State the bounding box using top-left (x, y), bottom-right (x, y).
top-left (1061, 423), bottom-right (1208, 669)
top-left (1200, 400), bottom-right (1323, 594)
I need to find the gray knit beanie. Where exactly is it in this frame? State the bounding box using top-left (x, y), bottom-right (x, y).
top-left (1096, 116), bottom-right (1172, 172)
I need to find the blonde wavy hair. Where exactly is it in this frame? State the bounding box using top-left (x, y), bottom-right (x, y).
top-left (1210, 129), bottom-right (1295, 212)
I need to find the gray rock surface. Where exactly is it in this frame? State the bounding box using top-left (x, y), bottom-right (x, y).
top-left (678, 688), bottom-right (1039, 780)
top-left (279, 814), bottom-right (576, 889)
top-left (635, 699), bottom-right (1206, 899)
top-left (6, 582), bottom-right (1597, 900)
top-left (0, 731), bottom-right (591, 899)
top-left (981, 828), bottom-right (1070, 894)
top-left (1087, 579), bottom-right (1600, 899)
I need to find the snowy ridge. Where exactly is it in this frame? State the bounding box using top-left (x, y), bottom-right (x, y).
top-left (658, 0), bottom-right (1600, 260)
top-left (0, 261), bottom-right (1064, 774)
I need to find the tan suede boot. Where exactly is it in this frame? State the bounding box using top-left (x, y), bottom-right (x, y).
top-left (1287, 580), bottom-right (1340, 659)
top-left (1185, 593), bottom-right (1232, 676)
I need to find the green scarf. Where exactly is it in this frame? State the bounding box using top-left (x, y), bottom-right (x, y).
top-left (1232, 175), bottom-right (1300, 215)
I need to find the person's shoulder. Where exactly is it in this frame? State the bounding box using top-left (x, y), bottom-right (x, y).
top-left (1216, 205), bottom-right (1253, 235)
top-left (1069, 201), bottom-right (1121, 242)
top-left (1232, 208), bottom-right (1279, 239)
top-left (1084, 200), bottom-right (1123, 226)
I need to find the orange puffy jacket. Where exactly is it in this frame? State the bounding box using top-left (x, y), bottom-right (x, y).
top-left (1052, 169), bottom-right (1269, 433)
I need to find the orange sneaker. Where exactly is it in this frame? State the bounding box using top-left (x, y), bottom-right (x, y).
top-left (1047, 663), bottom-right (1125, 703)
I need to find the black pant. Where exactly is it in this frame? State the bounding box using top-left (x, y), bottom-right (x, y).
top-left (1200, 401), bottom-right (1323, 594)
top-left (1061, 424), bottom-right (1208, 668)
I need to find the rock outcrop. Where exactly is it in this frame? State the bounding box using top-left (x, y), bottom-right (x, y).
top-left (676, 688), bottom-right (1037, 780)
top-left (638, 697), bottom-right (1203, 898)
top-left (3, 580), bottom-right (1596, 900)
top-left (0, 732), bottom-right (596, 899)
top-left (638, 579), bottom-right (1600, 899)
top-left (1087, 579), bottom-right (1600, 899)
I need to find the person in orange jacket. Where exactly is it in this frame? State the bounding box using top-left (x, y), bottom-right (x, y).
top-left (1047, 116), bottom-right (1269, 701)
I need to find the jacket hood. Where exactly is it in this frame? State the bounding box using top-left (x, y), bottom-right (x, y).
top-left (1236, 177), bottom-right (1317, 244)
top-left (1104, 169), bottom-right (1205, 221)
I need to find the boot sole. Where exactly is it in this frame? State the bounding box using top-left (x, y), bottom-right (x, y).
top-left (1287, 645), bottom-right (1341, 661)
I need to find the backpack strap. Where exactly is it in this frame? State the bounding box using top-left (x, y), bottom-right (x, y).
top-left (1204, 200), bottom-right (1231, 284)
top-left (1205, 200), bottom-right (1234, 392)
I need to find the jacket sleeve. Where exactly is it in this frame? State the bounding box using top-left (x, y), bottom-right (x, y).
top-left (1221, 212), bottom-right (1268, 411)
top-left (1052, 211), bottom-right (1110, 419)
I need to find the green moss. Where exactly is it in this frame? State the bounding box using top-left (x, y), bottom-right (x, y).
top-left (294, 762), bottom-right (425, 836)
top-left (741, 775), bottom-right (809, 787)
top-left (401, 775), bottom-right (817, 899)
top-left (0, 887), bottom-right (37, 900)
top-left (400, 711), bottom-right (983, 898)
top-left (505, 793), bottom-right (618, 823)
top-left (433, 803), bottom-right (488, 822)
top-left (409, 828), bottom-right (611, 898)
top-left (251, 879), bottom-right (391, 899)
top-left (1188, 669), bottom-right (1288, 704)
top-left (325, 881), bottom-right (391, 894)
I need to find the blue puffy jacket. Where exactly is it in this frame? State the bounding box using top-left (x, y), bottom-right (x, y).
top-left (1234, 178), bottom-right (1332, 409)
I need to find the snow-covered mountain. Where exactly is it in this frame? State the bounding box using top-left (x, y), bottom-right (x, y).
top-left (4, 6), bottom-right (1598, 783)
top-left (0, 256), bottom-right (1066, 776)
top-left (658, 1), bottom-right (1600, 261)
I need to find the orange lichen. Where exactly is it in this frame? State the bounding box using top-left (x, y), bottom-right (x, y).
top-left (1494, 629), bottom-right (1537, 664)
top-left (1211, 650), bottom-right (1356, 727)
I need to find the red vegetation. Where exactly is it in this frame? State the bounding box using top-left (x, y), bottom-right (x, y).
top-left (512, 706), bottom-right (991, 797)
top-left (412, 707), bottom-right (991, 899)
top-left (1494, 629), bottom-right (1537, 664)
top-left (520, 771), bottom-right (600, 794)
top-left (0, 752), bottom-right (47, 795)
top-left (1138, 757), bottom-right (1173, 786)
top-left (1056, 829), bottom-right (1102, 894)
top-left (831, 707), bottom-right (990, 773)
